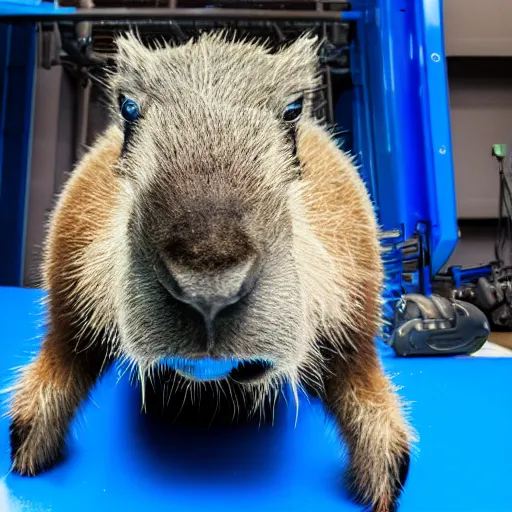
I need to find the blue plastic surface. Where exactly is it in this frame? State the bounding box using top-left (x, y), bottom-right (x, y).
top-left (1, 286), bottom-right (512, 512)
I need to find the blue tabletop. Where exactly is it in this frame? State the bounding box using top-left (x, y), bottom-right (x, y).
top-left (0, 286), bottom-right (511, 512)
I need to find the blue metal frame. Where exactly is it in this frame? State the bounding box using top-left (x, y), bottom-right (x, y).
top-left (0, 22), bottom-right (11, 195)
top-left (0, 3), bottom-right (74, 14)
top-left (337, 0), bottom-right (458, 290)
top-left (333, 0), bottom-right (458, 344)
top-left (417, 0), bottom-right (458, 276)
top-left (0, 2), bottom-right (76, 287)
top-left (0, 22), bottom-right (37, 287)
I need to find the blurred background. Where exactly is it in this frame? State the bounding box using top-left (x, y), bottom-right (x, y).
top-left (3, 0), bottom-right (512, 348)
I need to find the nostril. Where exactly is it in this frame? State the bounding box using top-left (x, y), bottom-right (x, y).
top-left (184, 296), bottom-right (240, 324)
top-left (154, 253), bottom-right (260, 352)
top-left (154, 258), bottom-right (187, 305)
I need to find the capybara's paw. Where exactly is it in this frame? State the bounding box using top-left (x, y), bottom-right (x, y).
top-left (10, 415), bottom-right (64, 476)
top-left (348, 447), bottom-right (410, 512)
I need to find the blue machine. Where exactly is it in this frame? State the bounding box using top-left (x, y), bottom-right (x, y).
top-left (334, 0), bottom-right (473, 355)
top-left (344, 0), bottom-right (458, 286)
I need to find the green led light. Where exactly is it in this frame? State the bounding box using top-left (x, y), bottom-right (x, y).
top-left (492, 144), bottom-right (507, 159)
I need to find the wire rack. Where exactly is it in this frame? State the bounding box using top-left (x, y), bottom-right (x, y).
top-left (55, 0), bottom-right (354, 125)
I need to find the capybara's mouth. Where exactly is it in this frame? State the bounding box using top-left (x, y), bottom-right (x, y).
top-left (161, 357), bottom-right (273, 383)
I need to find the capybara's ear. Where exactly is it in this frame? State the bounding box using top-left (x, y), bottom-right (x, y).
top-left (114, 30), bottom-right (151, 72)
top-left (277, 33), bottom-right (319, 74)
top-left (269, 32), bottom-right (321, 102)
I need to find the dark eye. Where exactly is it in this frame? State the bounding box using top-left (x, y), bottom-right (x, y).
top-left (119, 96), bottom-right (140, 123)
top-left (118, 95), bottom-right (141, 157)
top-left (283, 97), bottom-right (304, 123)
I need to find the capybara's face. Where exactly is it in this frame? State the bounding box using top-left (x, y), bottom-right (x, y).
top-left (109, 33), bottom-right (326, 387)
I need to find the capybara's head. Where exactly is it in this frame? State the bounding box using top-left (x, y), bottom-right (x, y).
top-left (108, 32), bottom-right (339, 388)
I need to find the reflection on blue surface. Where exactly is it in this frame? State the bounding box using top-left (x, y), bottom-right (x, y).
top-left (162, 357), bottom-right (273, 382)
top-left (0, 480), bottom-right (15, 512)
top-left (1, 287), bottom-right (512, 511)
top-left (163, 357), bottom-right (242, 381)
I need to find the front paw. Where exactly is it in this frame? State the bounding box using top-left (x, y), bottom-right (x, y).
top-left (10, 417), bottom-right (64, 476)
top-left (348, 448), bottom-right (411, 512)
top-left (374, 450), bottom-right (410, 512)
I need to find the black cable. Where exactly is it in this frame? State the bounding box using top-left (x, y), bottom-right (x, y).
top-left (495, 159), bottom-right (507, 264)
top-left (502, 163), bottom-right (512, 265)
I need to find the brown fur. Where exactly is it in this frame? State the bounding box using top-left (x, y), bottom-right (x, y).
top-left (8, 32), bottom-right (413, 511)
top-left (299, 121), bottom-right (412, 512)
top-left (9, 131), bottom-right (122, 475)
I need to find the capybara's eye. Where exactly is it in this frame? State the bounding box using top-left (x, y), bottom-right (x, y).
top-left (283, 96), bottom-right (304, 124)
top-left (119, 96), bottom-right (140, 123)
top-left (118, 94), bottom-right (141, 157)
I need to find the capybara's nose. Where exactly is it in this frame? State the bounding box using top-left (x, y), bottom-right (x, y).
top-left (153, 205), bottom-right (260, 348)
top-left (156, 254), bottom-right (259, 323)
